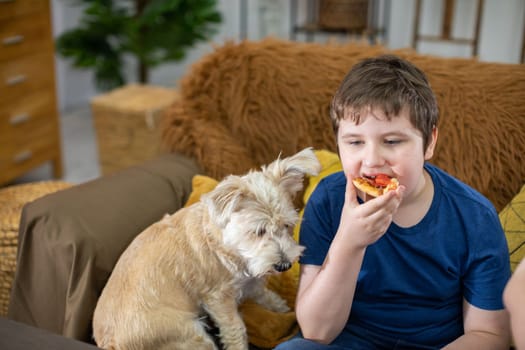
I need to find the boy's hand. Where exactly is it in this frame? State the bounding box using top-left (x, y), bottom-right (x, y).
top-left (338, 176), bottom-right (404, 250)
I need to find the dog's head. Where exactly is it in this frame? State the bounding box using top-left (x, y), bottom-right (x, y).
top-left (202, 148), bottom-right (321, 277)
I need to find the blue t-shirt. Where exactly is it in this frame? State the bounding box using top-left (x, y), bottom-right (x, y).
top-left (299, 163), bottom-right (510, 348)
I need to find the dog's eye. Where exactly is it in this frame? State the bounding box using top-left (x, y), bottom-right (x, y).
top-left (256, 228), bottom-right (266, 236)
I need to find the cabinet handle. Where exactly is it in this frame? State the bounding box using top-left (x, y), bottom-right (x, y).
top-left (2, 35), bottom-right (24, 46)
top-left (10, 113), bottom-right (30, 125)
top-left (5, 74), bottom-right (26, 86)
top-left (13, 150), bottom-right (33, 164)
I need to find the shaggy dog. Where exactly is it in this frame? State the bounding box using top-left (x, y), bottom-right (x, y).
top-left (92, 148), bottom-right (321, 350)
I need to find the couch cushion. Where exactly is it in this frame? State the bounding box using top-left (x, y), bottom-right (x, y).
top-left (184, 175), bottom-right (219, 207)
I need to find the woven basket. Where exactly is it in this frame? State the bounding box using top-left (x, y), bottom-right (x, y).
top-left (0, 180), bottom-right (72, 316)
top-left (318, 0), bottom-right (369, 31)
top-left (91, 84), bottom-right (178, 175)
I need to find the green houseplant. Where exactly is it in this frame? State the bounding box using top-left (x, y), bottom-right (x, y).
top-left (56, 0), bottom-right (222, 90)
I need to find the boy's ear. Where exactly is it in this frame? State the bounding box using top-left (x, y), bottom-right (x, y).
top-left (424, 126), bottom-right (438, 160)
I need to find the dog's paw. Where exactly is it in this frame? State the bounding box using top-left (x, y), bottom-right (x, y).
top-left (263, 293), bottom-right (290, 313)
top-left (249, 286), bottom-right (292, 313)
top-left (271, 300), bottom-right (291, 313)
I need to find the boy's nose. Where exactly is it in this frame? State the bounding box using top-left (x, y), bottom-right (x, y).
top-left (363, 146), bottom-right (385, 167)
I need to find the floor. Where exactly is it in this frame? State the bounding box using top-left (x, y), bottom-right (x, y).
top-left (13, 105), bottom-right (101, 186)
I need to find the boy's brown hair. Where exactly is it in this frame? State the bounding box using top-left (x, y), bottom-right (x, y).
top-left (330, 54), bottom-right (439, 150)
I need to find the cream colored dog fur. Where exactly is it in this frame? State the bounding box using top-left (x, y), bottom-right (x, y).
top-left (92, 148), bottom-right (321, 350)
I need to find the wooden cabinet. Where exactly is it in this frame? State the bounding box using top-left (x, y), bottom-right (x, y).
top-left (0, 0), bottom-right (62, 185)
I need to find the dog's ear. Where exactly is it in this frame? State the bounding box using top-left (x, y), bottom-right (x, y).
top-left (202, 176), bottom-right (247, 227)
top-left (263, 147), bottom-right (321, 198)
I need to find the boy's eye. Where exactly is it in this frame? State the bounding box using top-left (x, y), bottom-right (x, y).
top-left (384, 139), bottom-right (402, 145)
top-left (347, 140), bottom-right (363, 146)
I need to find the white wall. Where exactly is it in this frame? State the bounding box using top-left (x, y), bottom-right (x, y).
top-left (388, 0), bottom-right (525, 62)
top-left (51, 0), bottom-right (525, 112)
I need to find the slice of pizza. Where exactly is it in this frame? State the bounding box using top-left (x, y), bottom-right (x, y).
top-left (352, 174), bottom-right (399, 197)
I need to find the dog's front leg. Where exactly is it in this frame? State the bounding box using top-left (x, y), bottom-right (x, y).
top-left (204, 296), bottom-right (248, 350)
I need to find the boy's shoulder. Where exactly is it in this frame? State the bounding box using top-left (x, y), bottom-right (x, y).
top-left (320, 170), bottom-right (346, 184)
top-left (317, 170), bottom-right (346, 191)
top-left (426, 163), bottom-right (495, 212)
top-left (311, 171), bottom-right (346, 202)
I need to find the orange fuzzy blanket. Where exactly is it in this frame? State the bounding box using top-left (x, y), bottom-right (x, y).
top-left (162, 38), bottom-right (525, 212)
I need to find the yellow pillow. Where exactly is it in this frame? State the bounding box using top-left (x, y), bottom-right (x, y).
top-left (184, 175), bottom-right (219, 207)
top-left (499, 184), bottom-right (525, 272)
top-left (269, 149), bottom-right (342, 291)
top-left (183, 150), bottom-right (342, 348)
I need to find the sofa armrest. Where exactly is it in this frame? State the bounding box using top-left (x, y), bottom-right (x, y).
top-left (8, 153), bottom-right (200, 344)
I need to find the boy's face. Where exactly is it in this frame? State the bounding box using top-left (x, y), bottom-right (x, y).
top-left (337, 106), bottom-right (437, 202)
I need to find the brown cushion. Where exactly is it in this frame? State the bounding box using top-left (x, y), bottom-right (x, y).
top-left (8, 153), bottom-right (200, 343)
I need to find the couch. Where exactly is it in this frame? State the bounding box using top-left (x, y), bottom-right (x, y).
top-left (7, 38), bottom-right (525, 348)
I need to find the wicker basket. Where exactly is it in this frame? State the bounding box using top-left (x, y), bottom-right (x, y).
top-left (91, 84), bottom-right (178, 175)
top-left (318, 0), bottom-right (369, 31)
top-left (0, 180), bottom-right (72, 316)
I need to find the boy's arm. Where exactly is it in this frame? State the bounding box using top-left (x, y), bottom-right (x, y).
top-left (504, 259), bottom-right (525, 349)
top-left (295, 179), bottom-right (403, 343)
top-left (295, 247), bottom-right (366, 343)
top-left (442, 300), bottom-right (510, 350)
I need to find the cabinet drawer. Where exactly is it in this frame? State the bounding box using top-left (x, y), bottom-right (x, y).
top-left (0, 11), bottom-right (53, 61)
top-left (0, 135), bottom-right (60, 183)
top-left (0, 89), bottom-right (57, 144)
top-left (0, 51), bottom-right (55, 103)
top-left (0, 0), bottom-right (47, 21)
top-left (0, 117), bottom-right (58, 148)
top-left (0, 107), bottom-right (59, 160)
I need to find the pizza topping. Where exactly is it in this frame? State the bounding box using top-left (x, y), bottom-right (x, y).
top-left (363, 174), bottom-right (394, 188)
top-left (373, 174), bottom-right (392, 187)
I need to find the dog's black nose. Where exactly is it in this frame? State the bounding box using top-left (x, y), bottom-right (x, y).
top-left (274, 261), bottom-right (292, 272)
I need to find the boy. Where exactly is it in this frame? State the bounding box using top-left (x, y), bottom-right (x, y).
top-left (275, 55), bottom-right (510, 349)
